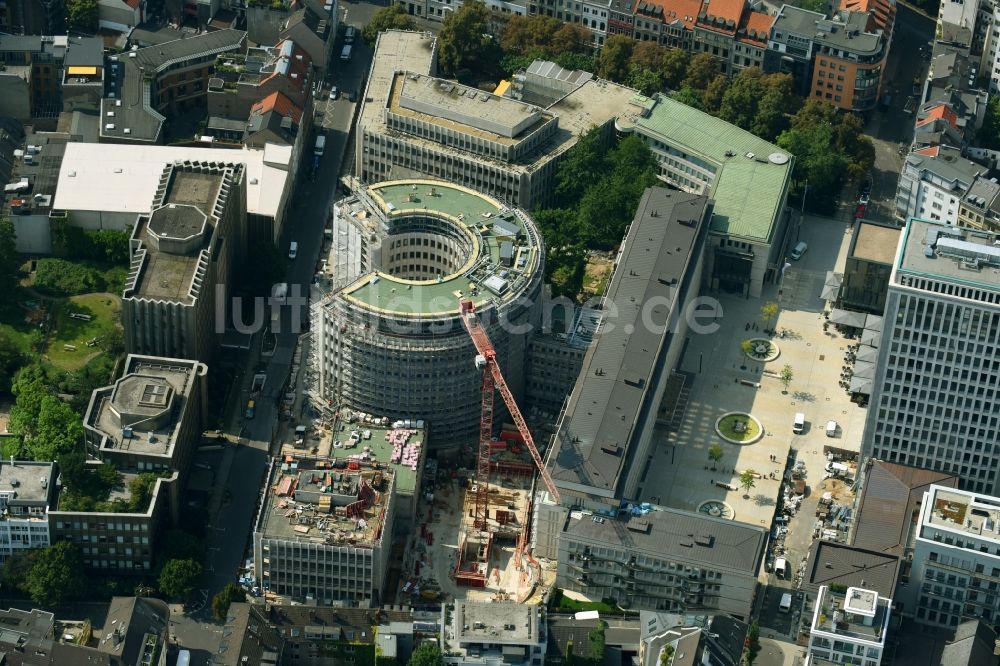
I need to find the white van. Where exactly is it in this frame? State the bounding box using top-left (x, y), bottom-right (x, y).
top-left (793, 412), bottom-right (805, 434)
top-left (826, 420), bottom-right (838, 437)
top-left (779, 592), bottom-right (793, 613)
top-left (775, 557), bottom-right (787, 578)
top-left (340, 45), bottom-right (352, 61)
top-left (288, 241), bottom-right (298, 260)
top-left (790, 241), bottom-right (808, 260)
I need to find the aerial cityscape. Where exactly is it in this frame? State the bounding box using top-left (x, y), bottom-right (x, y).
top-left (0, 0), bottom-right (999, 665)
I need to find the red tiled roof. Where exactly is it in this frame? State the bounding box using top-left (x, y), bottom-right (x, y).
top-left (697, 0), bottom-right (746, 33)
top-left (738, 10), bottom-right (772, 45)
top-left (125, 0), bottom-right (141, 8)
top-left (840, 0), bottom-right (895, 32)
top-left (916, 103), bottom-right (958, 129)
top-left (914, 145), bottom-right (940, 157)
top-left (635, 0), bottom-right (704, 30)
top-left (261, 39), bottom-right (312, 87)
top-left (251, 91), bottom-right (303, 124)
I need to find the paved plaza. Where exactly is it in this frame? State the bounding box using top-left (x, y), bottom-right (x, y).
top-left (638, 214), bottom-right (869, 543)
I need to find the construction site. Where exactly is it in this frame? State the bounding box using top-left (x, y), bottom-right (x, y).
top-left (252, 453), bottom-right (396, 607)
top-left (395, 300), bottom-right (560, 606)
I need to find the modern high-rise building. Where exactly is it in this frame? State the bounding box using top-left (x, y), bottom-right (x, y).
top-left (122, 160), bottom-right (247, 362)
top-left (862, 218), bottom-right (1000, 494)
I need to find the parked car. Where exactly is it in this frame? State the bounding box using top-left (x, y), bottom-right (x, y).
top-left (855, 203), bottom-right (867, 220)
top-left (329, 86), bottom-right (338, 100)
top-left (859, 193), bottom-right (870, 205)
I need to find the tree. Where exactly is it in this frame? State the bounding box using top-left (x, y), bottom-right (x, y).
top-left (501, 15), bottom-right (562, 54)
top-left (683, 53), bottom-right (718, 91)
top-left (551, 23), bottom-right (589, 54)
top-left (746, 620), bottom-right (761, 665)
top-left (160, 529), bottom-right (205, 563)
top-left (661, 48), bottom-right (689, 89)
top-left (8, 364), bottom-right (50, 439)
top-left (627, 65), bottom-right (663, 96)
top-left (362, 5), bottom-right (417, 44)
top-left (588, 621), bottom-right (606, 662)
top-left (408, 641), bottom-right (444, 666)
top-left (26, 396), bottom-right (84, 462)
top-left (778, 101), bottom-right (875, 212)
top-left (594, 35), bottom-right (634, 83)
top-left (739, 469), bottom-right (756, 498)
top-left (780, 364), bottom-right (794, 393)
top-left (22, 542), bottom-right (85, 606)
top-left (0, 218), bottom-right (17, 293)
top-left (701, 74), bottom-right (728, 115)
top-left (760, 301), bottom-right (779, 328)
top-left (437, 1), bottom-right (502, 78)
top-left (158, 558), bottom-right (202, 598)
top-left (978, 96), bottom-right (1000, 150)
top-left (629, 40), bottom-right (665, 71)
top-left (719, 67), bottom-right (766, 130)
top-left (672, 86), bottom-right (703, 110)
top-left (66, 0), bottom-right (99, 32)
top-left (660, 644), bottom-right (676, 666)
top-left (707, 443), bottom-right (724, 469)
top-left (212, 583), bottom-right (247, 619)
top-left (0, 330), bottom-right (23, 394)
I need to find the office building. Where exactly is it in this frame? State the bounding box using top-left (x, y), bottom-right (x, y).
top-left (958, 174), bottom-right (1000, 231)
top-left (101, 29), bottom-right (246, 144)
top-left (0, 0), bottom-right (65, 35)
top-left (213, 603), bottom-right (284, 666)
top-left (767, 7), bottom-right (888, 112)
top-left (207, 39), bottom-right (315, 123)
top-left (82, 354), bottom-right (208, 480)
top-left (51, 355), bottom-right (207, 573)
top-left (312, 179), bottom-right (543, 453)
top-left (253, 454), bottom-right (396, 606)
top-left (0, 35), bottom-right (104, 122)
top-left (862, 219), bottom-right (1000, 494)
top-left (121, 160), bottom-right (246, 362)
top-left (542, 189), bottom-right (711, 508)
top-left (629, 94), bottom-right (794, 298)
top-left (525, 305), bottom-right (601, 417)
top-left (536, 190), bottom-right (767, 616)
top-left (638, 611), bottom-right (748, 666)
top-left (895, 147), bottom-right (988, 224)
top-left (53, 142), bottom-right (293, 244)
top-left (441, 602), bottom-right (546, 666)
top-left (0, 598), bottom-right (169, 666)
top-left (807, 585), bottom-right (891, 666)
top-left (909, 485), bottom-right (1000, 631)
top-left (939, 620), bottom-right (1000, 666)
top-left (357, 31), bottom-right (648, 210)
top-left (0, 461), bottom-right (55, 564)
top-left (553, 508), bottom-right (765, 618)
top-left (839, 219), bottom-right (901, 315)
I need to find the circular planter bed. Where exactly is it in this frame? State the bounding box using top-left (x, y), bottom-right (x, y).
top-left (697, 499), bottom-right (735, 520)
top-left (715, 412), bottom-right (764, 444)
top-left (742, 338), bottom-right (780, 362)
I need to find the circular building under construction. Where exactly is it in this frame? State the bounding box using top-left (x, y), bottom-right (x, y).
top-left (313, 180), bottom-right (544, 454)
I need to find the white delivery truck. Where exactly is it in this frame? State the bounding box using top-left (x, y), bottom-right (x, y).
top-left (779, 593), bottom-right (792, 613)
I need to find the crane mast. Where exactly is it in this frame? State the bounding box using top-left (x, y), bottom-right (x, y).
top-left (459, 300), bottom-right (561, 515)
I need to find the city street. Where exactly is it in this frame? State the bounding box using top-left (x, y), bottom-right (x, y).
top-left (857, 5), bottom-right (935, 223)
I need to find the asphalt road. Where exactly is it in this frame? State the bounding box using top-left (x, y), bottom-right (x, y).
top-left (854, 5), bottom-right (936, 223)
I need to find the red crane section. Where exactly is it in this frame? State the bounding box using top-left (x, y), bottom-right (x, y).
top-left (459, 300), bottom-right (561, 505)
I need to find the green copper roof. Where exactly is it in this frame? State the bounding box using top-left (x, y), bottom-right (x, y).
top-left (635, 94), bottom-right (793, 244)
top-left (341, 180), bottom-right (541, 317)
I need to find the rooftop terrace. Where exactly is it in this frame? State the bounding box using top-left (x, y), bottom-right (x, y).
top-left (336, 180), bottom-right (541, 318)
top-left (923, 486), bottom-right (1000, 544)
top-left (811, 586), bottom-right (890, 644)
top-left (328, 412), bottom-right (424, 497)
top-left (259, 457), bottom-right (392, 548)
top-left (453, 601), bottom-right (539, 644)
